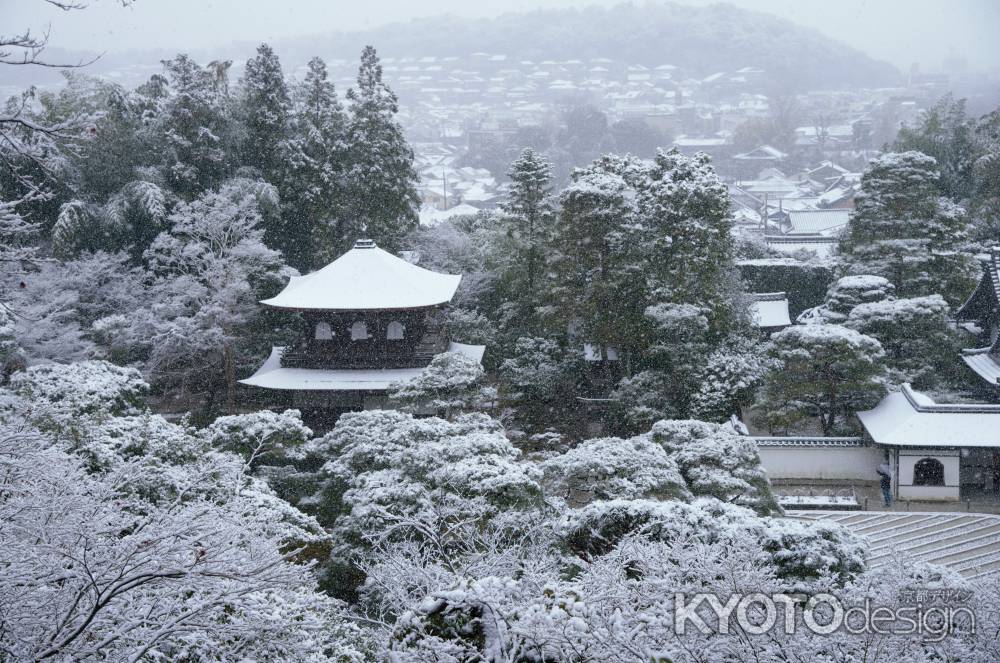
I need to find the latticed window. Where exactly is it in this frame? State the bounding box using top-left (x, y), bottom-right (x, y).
top-left (387, 321), bottom-right (405, 340)
top-left (350, 321), bottom-right (369, 340)
top-left (314, 321), bottom-right (333, 340)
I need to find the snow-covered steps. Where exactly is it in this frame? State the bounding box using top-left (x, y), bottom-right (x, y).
top-left (788, 510), bottom-right (1000, 579)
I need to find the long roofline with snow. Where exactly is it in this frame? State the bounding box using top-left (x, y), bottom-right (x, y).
top-left (857, 384), bottom-right (1000, 448)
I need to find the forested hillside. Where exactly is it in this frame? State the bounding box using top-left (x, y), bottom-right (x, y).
top-left (290, 2), bottom-right (899, 89)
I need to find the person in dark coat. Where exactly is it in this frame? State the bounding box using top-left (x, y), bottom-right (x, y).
top-left (877, 462), bottom-right (892, 507)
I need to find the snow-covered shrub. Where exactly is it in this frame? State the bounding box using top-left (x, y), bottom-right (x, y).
top-left (301, 410), bottom-right (544, 599)
top-left (760, 518), bottom-right (867, 589)
top-left (10, 360), bottom-right (148, 430)
top-left (609, 370), bottom-right (681, 433)
top-left (559, 497), bottom-right (752, 558)
top-left (646, 419), bottom-right (780, 514)
top-left (202, 407), bottom-right (312, 467)
top-left (444, 306), bottom-right (497, 348)
top-left (388, 351), bottom-right (486, 417)
top-left (388, 497), bottom-right (878, 663)
top-left (796, 274), bottom-right (895, 325)
top-left (689, 339), bottom-right (778, 421)
top-left (541, 435), bottom-right (690, 502)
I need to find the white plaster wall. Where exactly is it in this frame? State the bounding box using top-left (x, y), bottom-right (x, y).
top-left (897, 453), bottom-right (960, 501)
top-left (757, 446), bottom-right (886, 480)
top-left (898, 485), bottom-right (960, 501)
top-left (898, 454), bottom-right (960, 486)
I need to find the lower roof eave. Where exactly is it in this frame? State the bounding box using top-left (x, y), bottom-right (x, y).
top-left (961, 351), bottom-right (1000, 386)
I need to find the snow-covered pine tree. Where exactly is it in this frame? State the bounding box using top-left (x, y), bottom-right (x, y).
top-left (759, 324), bottom-right (886, 435)
top-left (797, 274), bottom-right (896, 324)
top-left (846, 294), bottom-right (959, 389)
top-left (281, 56), bottom-right (349, 270)
top-left (642, 149), bottom-right (743, 338)
top-left (838, 151), bottom-right (977, 306)
top-left (340, 46), bottom-right (419, 256)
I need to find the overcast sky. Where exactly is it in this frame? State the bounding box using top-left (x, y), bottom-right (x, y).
top-left (5, 0), bottom-right (999, 71)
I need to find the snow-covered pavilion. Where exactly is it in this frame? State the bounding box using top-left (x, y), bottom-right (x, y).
top-left (241, 238), bottom-right (486, 418)
top-left (857, 384), bottom-right (1000, 502)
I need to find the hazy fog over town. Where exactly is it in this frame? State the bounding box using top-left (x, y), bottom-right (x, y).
top-left (3, 1), bottom-right (1000, 660)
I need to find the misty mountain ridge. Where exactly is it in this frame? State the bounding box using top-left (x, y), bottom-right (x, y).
top-left (283, 2), bottom-right (900, 90)
top-left (0, 1), bottom-right (899, 95)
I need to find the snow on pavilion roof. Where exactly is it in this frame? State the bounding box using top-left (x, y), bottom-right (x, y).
top-left (239, 343), bottom-right (486, 391)
top-left (857, 384), bottom-right (1000, 447)
top-left (961, 346), bottom-right (1000, 385)
top-left (260, 239), bottom-right (462, 311)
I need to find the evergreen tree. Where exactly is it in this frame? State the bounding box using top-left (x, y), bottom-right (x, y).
top-left (239, 43), bottom-right (290, 183)
top-left (75, 87), bottom-right (149, 200)
top-left (338, 46), bottom-right (418, 257)
top-left (845, 294), bottom-right (959, 389)
top-left (552, 154), bottom-right (648, 364)
top-left (642, 149), bottom-right (743, 337)
top-left (158, 55), bottom-right (231, 198)
top-left (971, 109), bottom-right (1000, 240)
top-left (280, 56), bottom-right (348, 270)
top-left (798, 275), bottom-right (896, 324)
top-left (893, 95), bottom-right (975, 201)
top-left (839, 151), bottom-right (977, 306)
top-left (494, 148), bottom-right (554, 334)
top-left (759, 324), bottom-right (886, 435)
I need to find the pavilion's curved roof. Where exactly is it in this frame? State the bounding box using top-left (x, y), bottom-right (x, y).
top-left (260, 239), bottom-right (462, 311)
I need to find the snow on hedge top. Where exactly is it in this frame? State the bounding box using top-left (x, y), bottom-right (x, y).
top-left (260, 239), bottom-right (462, 311)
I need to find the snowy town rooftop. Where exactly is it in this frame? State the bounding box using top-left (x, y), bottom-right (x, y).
top-left (260, 239), bottom-right (462, 311)
top-left (857, 384), bottom-right (1000, 447)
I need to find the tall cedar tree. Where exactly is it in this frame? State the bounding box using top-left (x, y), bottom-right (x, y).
top-left (159, 55), bottom-right (231, 198)
top-left (240, 44), bottom-right (290, 181)
top-left (280, 57), bottom-right (349, 270)
top-left (497, 148), bottom-right (554, 333)
top-left (239, 44), bottom-right (290, 253)
top-left (838, 151), bottom-right (977, 306)
top-left (341, 46), bottom-right (419, 256)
